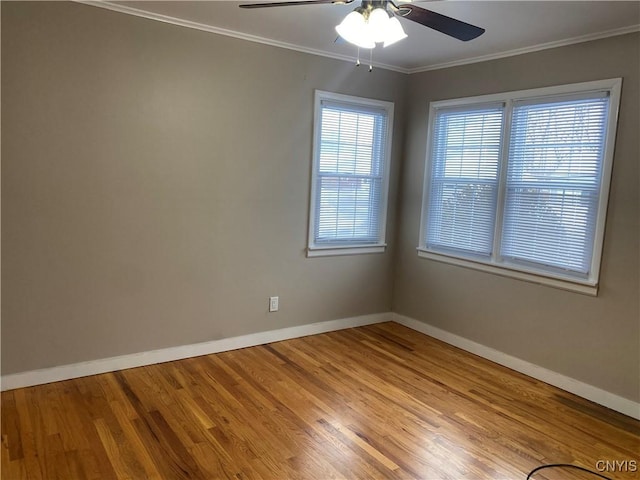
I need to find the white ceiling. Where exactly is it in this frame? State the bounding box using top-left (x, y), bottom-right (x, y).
top-left (94, 1), bottom-right (640, 73)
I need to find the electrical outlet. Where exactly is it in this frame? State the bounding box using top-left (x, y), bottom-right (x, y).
top-left (269, 296), bottom-right (279, 312)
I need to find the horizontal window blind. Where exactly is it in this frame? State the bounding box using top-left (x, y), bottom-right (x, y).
top-left (419, 79), bottom-right (621, 290)
top-left (501, 93), bottom-right (609, 274)
top-left (314, 99), bottom-right (389, 245)
top-left (425, 105), bottom-right (504, 255)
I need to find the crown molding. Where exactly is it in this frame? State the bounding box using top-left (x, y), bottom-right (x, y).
top-left (74, 0), bottom-right (410, 74)
top-left (74, 1), bottom-right (639, 74)
top-left (407, 24), bottom-right (640, 74)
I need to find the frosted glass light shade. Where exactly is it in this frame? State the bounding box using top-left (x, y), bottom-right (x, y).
top-left (335, 11), bottom-right (375, 49)
top-left (368, 8), bottom-right (390, 43)
top-left (383, 17), bottom-right (407, 47)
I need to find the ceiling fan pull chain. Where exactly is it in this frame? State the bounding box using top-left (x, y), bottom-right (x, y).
top-left (356, 47), bottom-right (361, 67)
top-left (369, 48), bottom-right (373, 72)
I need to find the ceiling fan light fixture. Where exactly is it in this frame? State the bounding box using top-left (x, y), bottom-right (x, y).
top-left (336, 5), bottom-right (408, 50)
top-left (335, 10), bottom-right (375, 49)
top-left (383, 17), bottom-right (407, 47)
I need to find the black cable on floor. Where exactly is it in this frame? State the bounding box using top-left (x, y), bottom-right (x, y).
top-left (526, 463), bottom-right (613, 480)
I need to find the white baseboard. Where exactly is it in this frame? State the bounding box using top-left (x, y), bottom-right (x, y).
top-left (0, 312), bottom-right (391, 391)
top-left (4, 311), bottom-right (638, 421)
top-left (393, 313), bottom-right (640, 420)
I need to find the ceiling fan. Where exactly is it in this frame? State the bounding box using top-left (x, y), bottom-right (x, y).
top-left (239, 0), bottom-right (485, 49)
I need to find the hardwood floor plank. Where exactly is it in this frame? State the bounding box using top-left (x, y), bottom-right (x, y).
top-left (11, 400), bottom-right (44, 480)
top-left (63, 379), bottom-right (119, 480)
top-left (43, 433), bottom-right (74, 480)
top-left (94, 418), bottom-right (136, 480)
top-left (1, 392), bottom-right (23, 462)
top-left (108, 399), bottom-right (164, 480)
top-left (2, 322), bottom-right (638, 479)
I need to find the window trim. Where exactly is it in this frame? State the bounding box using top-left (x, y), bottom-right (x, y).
top-left (308, 90), bottom-right (394, 257)
top-left (417, 78), bottom-right (622, 295)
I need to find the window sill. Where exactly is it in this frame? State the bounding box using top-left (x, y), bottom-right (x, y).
top-left (416, 248), bottom-right (598, 296)
top-left (307, 244), bottom-right (386, 258)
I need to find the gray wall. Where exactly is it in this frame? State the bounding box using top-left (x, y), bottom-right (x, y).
top-left (2, 2), bottom-right (638, 405)
top-left (1, 1), bottom-right (406, 373)
top-left (393, 33), bottom-right (640, 402)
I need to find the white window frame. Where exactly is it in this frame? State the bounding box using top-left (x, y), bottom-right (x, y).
top-left (308, 90), bottom-right (394, 257)
top-left (418, 78), bottom-right (622, 295)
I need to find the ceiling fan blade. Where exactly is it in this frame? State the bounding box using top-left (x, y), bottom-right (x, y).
top-left (240, 0), bottom-right (352, 8)
top-left (395, 4), bottom-right (485, 41)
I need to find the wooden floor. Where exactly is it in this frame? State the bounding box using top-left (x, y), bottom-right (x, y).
top-left (2, 322), bottom-right (639, 480)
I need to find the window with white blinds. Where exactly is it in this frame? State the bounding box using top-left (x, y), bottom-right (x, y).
top-left (502, 94), bottom-right (609, 274)
top-left (308, 91), bottom-right (393, 257)
top-left (419, 79), bottom-right (621, 294)
top-left (425, 104), bottom-right (504, 256)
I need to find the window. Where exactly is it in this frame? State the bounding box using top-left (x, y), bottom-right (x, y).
top-left (308, 91), bottom-right (394, 257)
top-left (419, 79), bottom-right (621, 295)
